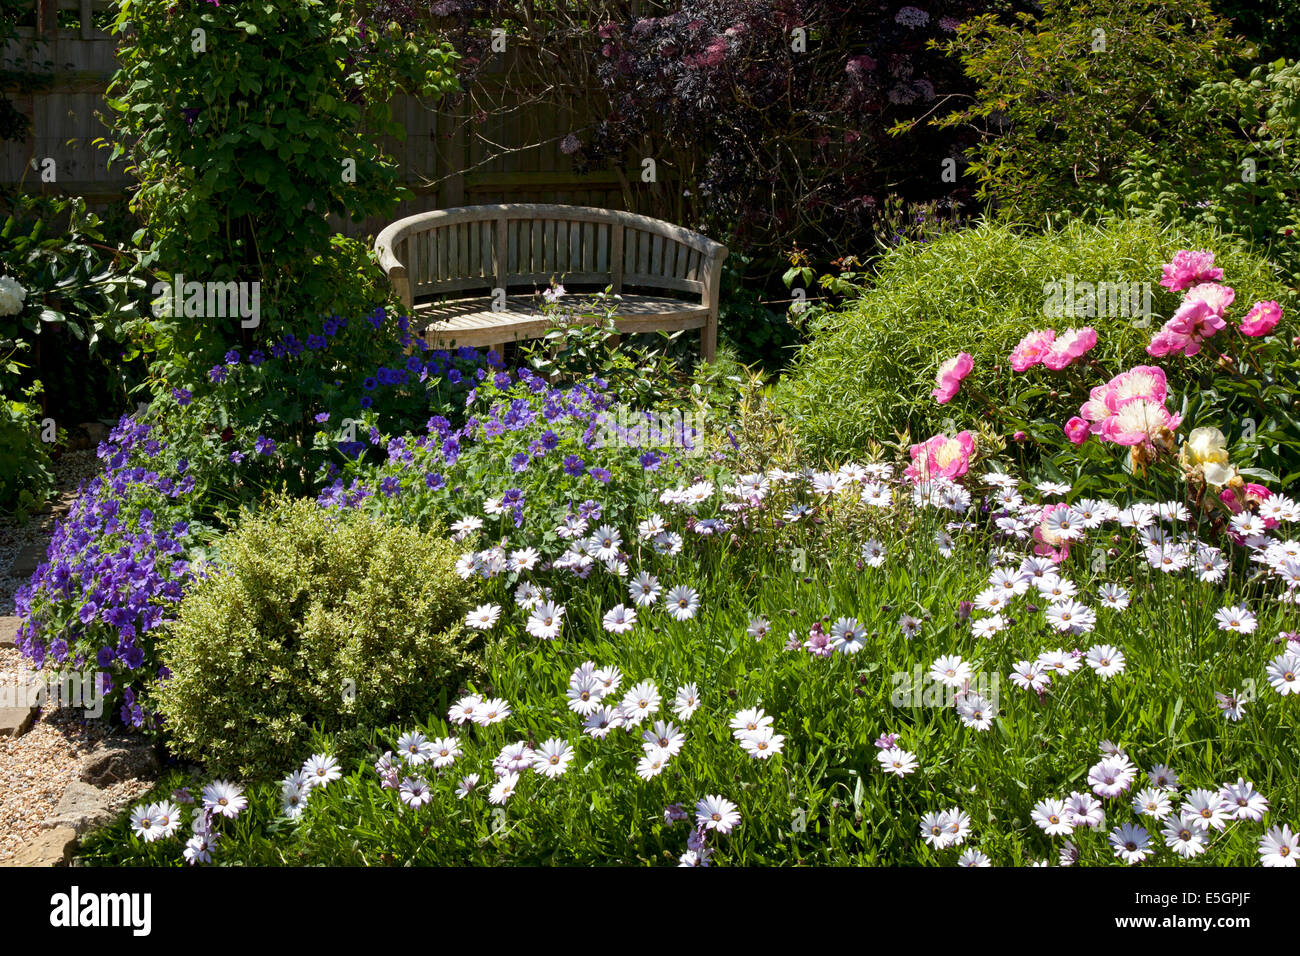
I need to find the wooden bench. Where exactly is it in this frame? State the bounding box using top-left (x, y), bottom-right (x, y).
top-left (374, 204), bottom-right (729, 361)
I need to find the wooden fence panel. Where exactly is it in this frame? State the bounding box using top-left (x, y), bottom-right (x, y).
top-left (3, 1), bottom-right (675, 239)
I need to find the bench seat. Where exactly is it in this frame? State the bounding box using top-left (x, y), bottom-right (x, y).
top-left (414, 293), bottom-right (710, 350)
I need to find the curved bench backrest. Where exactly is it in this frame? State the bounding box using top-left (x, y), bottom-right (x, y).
top-left (375, 204), bottom-right (726, 304)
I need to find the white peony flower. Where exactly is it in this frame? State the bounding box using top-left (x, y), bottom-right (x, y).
top-left (0, 275), bottom-right (27, 316)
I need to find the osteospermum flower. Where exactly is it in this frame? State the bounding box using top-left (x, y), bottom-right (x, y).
top-left (130, 803), bottom-right (162, 843)
top-left (1185, 788), bottom-right (1232, 831)
top-left (1220, 778), bottom-right (1269, 822)
top-left (465, 604), bottom-right (501, 630)
top-left (956, 692), bottom-right (996, 730)
top-left (957, 848), bottom-right (992, 867)
top-left (531, 738), bottom-right (574, 778)
top-left (302, 753), bottom-right (342, 788)
top-left (729, 708), bottom-right (773, 738)
top-left (567, 675), bottom-right (603, 716)
top-left (940, 808), bottom-right (972, 847)
top-left (1084, 644), bottom-right (1126, 678)
top-left (475, 697), bottom-right (512, 726)
top-left (602, 603), bottom-right (638, 633)
top-left (1163, 813), bottom-right (1207, 859)
top-left (1132, 787), bottom-right (1173, 820)
top-left (929, 655), bottom-right (972, 688)
top-left (455, 774), bottom-right (480, 799)
top-left (1214, 604), bottom-right (1257, 634)
top-left (830, 617), bottom-right (867, 655)
top-left (201, 780), bottom-right (247, 819)
top-left (971, 614), bottom-right (1006, 639)
top-left (642, 720), bottom-right (686, 756)
top-left (397, 731), bottom-right (435, 764)
top-left (1010, 660), bottom-right (1051, 692)
top-left (1259, 824), bottom-right (1298, 867)
top-left (877, 747), bottom-right (918, 777)
top-left (1097, 583), bottom-right (1131, 611)
top-left (582, 706), bottom-right (620, 738)
top-left (489, 772), bottom-right (520, 805)
top-left (429, 736), bottom-right (461, 769)
top-left (619, 680), bottom-right (661, 724)
top-left (1088, 756), bottom-right (1136, 799)
top-left (861, 539), bottom-right (886, 567)
top-left (636, 747), bottom-right (673, 780)
top-left (1044, 599), bottom-right (1096, 634)
top-left (1066, 791), bottom-right (1105, 829)
top-left (629, 571), bottom-right (660, 607)
top-left (448, 695), bottom-right (482, 725)
top-left (696, 794), bottom-right (741, 834)
top-left (1147, 765), bottom-right (1180, 791)
top-left (400, 776), bottom-right (433, 808)
top-left (673, 682), bottom-right (701, 720)
top-left (1266, 651), bottom-right (1300, 696)
top-left (1214, 689), bottom-right (1248, 721)
top-left (746, 616), bottom-right (770, 641)
top-left (665, 585), bottom-right (700, 621)
top-left (526, 600), bottom-right (565, 640)
top-left (1109, 823), bottom-right (1152, 864)
top-left (1032, 798), bottom-right (1074, 837)
top-left (738, 725), bottom-right (785, 759)
top-left (920, 811), bottom-right (951, 848)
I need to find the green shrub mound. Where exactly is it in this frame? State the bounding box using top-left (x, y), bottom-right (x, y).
top-left (154, 497), bottom-right (482, 780)
top-left (774, 216), bottom-right (1292, 460)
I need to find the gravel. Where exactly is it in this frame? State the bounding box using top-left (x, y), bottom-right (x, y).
top-left (0, 447), bottom-right (157, 862)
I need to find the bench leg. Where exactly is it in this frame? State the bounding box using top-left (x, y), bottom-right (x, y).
top-left (701, 312), bottom-right (718, 363)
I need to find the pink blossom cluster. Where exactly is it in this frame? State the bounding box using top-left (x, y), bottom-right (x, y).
top-left (1159, 250), bottom-right (1224, 291)
top-left (1148, 252), bottom-right (1284, 355)
top-left (1147, 283), bottom-right (1233, 357)
top-left (1065, 365), bottom-right (1181, 448)
top-left (1009, 327), bottom-right (1097, 372)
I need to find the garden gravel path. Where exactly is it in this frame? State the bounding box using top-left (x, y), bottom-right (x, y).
top-left (0, 448), bottom-right (156, 863)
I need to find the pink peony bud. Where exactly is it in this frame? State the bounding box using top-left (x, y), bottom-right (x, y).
top-left (1064, 416), bottom-right (1090, 445)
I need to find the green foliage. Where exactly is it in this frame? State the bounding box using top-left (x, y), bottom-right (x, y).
top-left (937, 0), bottom-right (1241, 223)
top-left (0, 192), bottom-right (151, 412)
top-left (80, 488), bottom-right (1299, 866)
top-left (0, 382), bottom-right (53, 519)
top-left (1118, 58), bottom-right (1300, 275)
top-left (772, 216), bottom-right (1292, 461)
top-left (717, 254), bottom-right (797, 369)
top-left (153, 496), bottom-right (484, 781)
top-left (104, 0), bottom-right (459, 355)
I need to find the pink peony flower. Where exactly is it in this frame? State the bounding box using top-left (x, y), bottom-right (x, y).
top-left (1147, 300), bottom-right (1225, 357)
top-left (931, 352), bottom-right (973, 404)
top-left (1077, 366), bottom-right (1169, 439)
top-left (1042, 327), bottom-right (1098, 370)
top-left (1159, 250), bottom-right (1223, 292)
top-left (1064, 416), bottom-right (1090, 445)
top-left (1009, 329), bottom-right (1056, 372)
top-left (1032, 503), bottom-right (1072, 564)
top-left (1097, 398), bottom-right (1181, 447)
top-left (1101, 365), bottom-right (1167, 413)
top-left (1182, 282), bottom-right (1235, 317)
top-left (1239, 300), bottom-right (1282, 337)
top-left (904, 431), bottom-right (975, 483)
